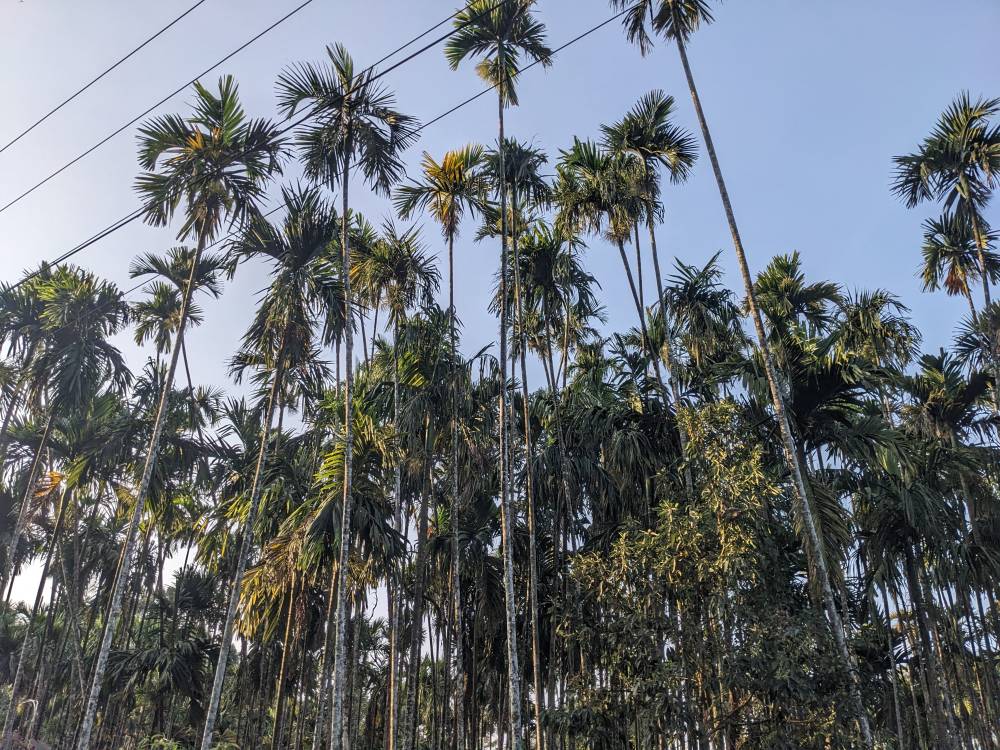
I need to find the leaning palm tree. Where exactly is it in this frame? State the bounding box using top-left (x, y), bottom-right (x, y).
top-left (394, 144), bottom-right (489, 750)
top-left (445, 6), bottom-right (551, 746)
top-left (199, 184), bottom-right (344, 749)
top-left (276, 43), bottom-right (418, 750)
top-left (75, 75), bottom-right (285, 750)
top-left (608, 1), bottom-right (874, 743)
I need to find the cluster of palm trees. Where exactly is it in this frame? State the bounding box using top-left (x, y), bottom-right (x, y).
top-left (1, 1), bottom-right (998, 749)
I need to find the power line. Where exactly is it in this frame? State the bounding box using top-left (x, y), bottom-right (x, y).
top-left (0, 0), bottom-right (211, 157)
top-left (4, 0), bottom-right (512, 290)
top-left (0, 0), bottom-right (319, 218)
top-left (11, 3), bottom-right (626, 336)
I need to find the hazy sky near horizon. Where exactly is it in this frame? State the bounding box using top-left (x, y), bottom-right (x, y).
top-left (1, 0), bottom-right (999, 396)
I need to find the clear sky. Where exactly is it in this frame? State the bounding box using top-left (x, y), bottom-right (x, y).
top-left (1, 0), bottom-right (998, 397)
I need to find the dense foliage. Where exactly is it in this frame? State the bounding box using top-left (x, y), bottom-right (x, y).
top-left (1, 2), bottom-right (998, 749)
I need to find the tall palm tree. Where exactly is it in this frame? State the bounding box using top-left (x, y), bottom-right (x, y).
top-left (0, 268), bottom-right (52, 594)
top-left (276, 43), bottom-right (418, 750)
top-left (555, 138), bottom-right (664, 390)
top-left (2, 266), bottom-right (130, 750)
top-left (602, 90), bottom-right (697, 491)
top-left (446, 6), bottom-right (551, 746)
top-left (920, 213), bottom-right (1000, 317)
top-left (352, 221), bottom-right (439, 750)
top-left (129, 246), bottom-right (225, 370)
top-left (608, 1), bottom-right (874, 743)
top-left (0, 267), bottom-right (51, 478)
top-left (394, 144), bottom-right (490, 750)
top-left (199, 184), bottom-right (343, 749)
top-left (76, 76), bottom-right (284, 750)
top-left (484, 137), bottom-right (551, 748)
top-left (893, 93), bottom-right (1000, 307)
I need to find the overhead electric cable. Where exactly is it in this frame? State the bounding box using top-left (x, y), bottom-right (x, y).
top-left (0, 0), bottom-right (319, 217)
top-left (0, 0), bottom-right (211, 157)
top-left (3, 0), bottom-right (513, 289)
top-left (10, 2), bottom-right (627, 335)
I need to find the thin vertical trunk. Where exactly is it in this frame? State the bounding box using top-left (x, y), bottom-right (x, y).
top-left (448, 233), bottom-right (466, 750)
top-left (403, 431), bottom-right (433, 750)
top-left (510, 189), bottom-right (544, 750)
top-left (1, 484), bottom-right (69, 749)
top-left (75, 234), bottom-right (208, 749)
top-left (879, 582), bottom-right (906, 749)
top-left (329, 144), bottom-right (356, 750)
top-left (904, 544), bottom-right (953, 749)
top-left (2, 410), bottom-right (55, 602)
top-left (312, 557), bottom-right (339, 750)
top-left (272, 575), bottom-right (299, 750)
top-left (615, 238), bottom-right (666, 391)
top-left (200, 330), bottom-right (289, 750)
top-left (671, 22), bottom-right (873, 747)
top-left (387, 317), bottom-right (404, 750)
top-left (645, 214), bottom-right (694, 497)
top-left (496, 42), bottom-right (524, 750)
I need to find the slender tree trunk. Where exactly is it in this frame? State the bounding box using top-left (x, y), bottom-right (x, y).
top-left (879, 581), bottom-right (906, 749)
top-left (904, 544), bottom-right (954, 749)
top-left (448, 234), bottom-right (466, 750)
top-left (403, 433), bottom-right (433, 750)
top-left (387, 317), bottom-right (404, 750)
top-left (496, 56), bottom-right (525, 750)
top-left (670, 24), bottom-right (873, 747)
top-left (312, 557), bottom-right (339, 750)
top-left (2, 410), bottom-right (55, 601)
top-left (329, 143), bottom-right (356, 750)
top-left (200, 331), bottom-right (289, 750)
top-left (273, 575), bottom-right (299, 750)
top-left (1, 484), bottom-right (69, 749)
top-left (645, 214), bottom-right (694, 497)
top-left (614, 239), bottom-right (666, 391)
top-left (74, 233), bottom-right (208, 749)
top-left (510, 190), bottom-right (544, 750)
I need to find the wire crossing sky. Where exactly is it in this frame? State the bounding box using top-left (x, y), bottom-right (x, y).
top-left (0, 0), bottom-right (997, 401)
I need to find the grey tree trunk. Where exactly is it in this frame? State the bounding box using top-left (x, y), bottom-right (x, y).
top-left (402, 435), bottom-right (432, 750)
top-left (1, 485), bottom-right (69, 749)
top-left (510, 189), bottom-right (544, 750)
top-left (2, 410), bottom-right (54, 602)
top-left (0, 341), bottom-right (38, 483)
top-left (75, 236), bottom-right (207, 749)
top-left (645, 215), bottom-right (694, 497)
top-left (386, 317), bottom-right (404, 750)
top-left (329, 150), bottom-right (356, 750)
top-left (671, 23), bottom-right (873, 747)
top-left (448, 233), bottom-right (467, 750)
top-left (200, 331), bottom-right (288, 750)
top-left (496, 64), bottom-right (524, 750)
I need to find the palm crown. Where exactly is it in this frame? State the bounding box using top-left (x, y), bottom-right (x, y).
top-left (892, 93), bottom-right (1000, 217)
top-left (394, 145), bottom-right (491, 243)
top-left (135, 75), bottom-right (286, 241)
top-left (229, 184), bottom-right (345, 385)
top-left (277, 43), bottom-right (419, 195)
top-left (445, 0), bottom-right (552, 107)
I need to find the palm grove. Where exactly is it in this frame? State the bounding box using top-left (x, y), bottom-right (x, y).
top-left (1, 1), bottom-right (998, 749)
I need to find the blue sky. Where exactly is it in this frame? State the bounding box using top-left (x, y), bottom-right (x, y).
top-left (1, 0), bottom-right (998, 395)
